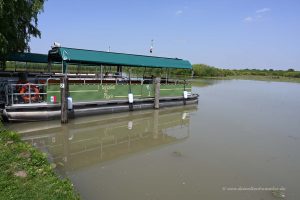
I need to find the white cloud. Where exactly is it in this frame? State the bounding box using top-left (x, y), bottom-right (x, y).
top-left (244, 8), bottom-right (271, 22)
top-left (256, 8), bottom-right (271, 13)
top-left (176, 10), bottom-right (183, 15)
top-left (244, 17), bottom-right (253, 22)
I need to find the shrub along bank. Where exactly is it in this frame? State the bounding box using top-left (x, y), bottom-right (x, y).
top-left (192, 64), bottom-right (300, 79)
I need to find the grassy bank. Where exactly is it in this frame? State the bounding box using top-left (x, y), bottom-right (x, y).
top-left (0, 124), bottom-right (80, 200)
top-left (191, 64), bottom-right (300, 84)
top-left (195, 75), bottom-right (300, 83)
top-left (227, 75), bottom-right (300, 83)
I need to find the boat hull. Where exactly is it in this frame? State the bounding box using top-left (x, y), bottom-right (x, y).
top-left (3, 95), bottom-right (198, 122)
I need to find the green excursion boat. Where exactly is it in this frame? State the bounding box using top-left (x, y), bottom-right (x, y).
top-left (1, 46), bottom-right (198, 122)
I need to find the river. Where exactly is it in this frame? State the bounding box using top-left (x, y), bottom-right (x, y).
top-left (8, 80), bottom-right (300, 199)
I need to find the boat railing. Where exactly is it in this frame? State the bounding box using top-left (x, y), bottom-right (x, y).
top-left (44, 76), bottom-right (187, 85)
top-left (6, 83), bottom-right (47, 106)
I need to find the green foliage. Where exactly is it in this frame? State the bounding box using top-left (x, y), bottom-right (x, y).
top-left (122, 66), bottom-right (191, 79)
top-left (0, 124), bottom-right (80, 200)
top-left (193, 64), bottom-right (235, 77)
top-left (192, 64), bottom-right (300, 79)
top-left (0, 0), bottom-right (45, 67)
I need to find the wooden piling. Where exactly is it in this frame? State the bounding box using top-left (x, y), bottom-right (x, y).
top-left (61, 76), bottom-right (69, 123)
top-left (154, 77), bottom-right (160, 109)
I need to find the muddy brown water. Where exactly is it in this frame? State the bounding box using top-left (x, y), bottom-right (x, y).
top-left (8, 80), bottom-right (300, 200)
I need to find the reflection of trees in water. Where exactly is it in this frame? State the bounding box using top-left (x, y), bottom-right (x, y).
top-left (191, 79), bottom-right (221, 88)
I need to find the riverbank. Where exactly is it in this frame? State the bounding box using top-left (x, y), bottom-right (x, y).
top-left (193, 75), bottom-right (300, 84)
top-left (191, 64), bottom-right (300, 83)
top-left (0, 123), bottom-right (80, 200)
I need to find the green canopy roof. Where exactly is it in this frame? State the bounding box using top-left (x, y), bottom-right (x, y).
top-left (48, 47), bottom-right (192, 69)
top-left (7, 52), bottom-right (48, 63)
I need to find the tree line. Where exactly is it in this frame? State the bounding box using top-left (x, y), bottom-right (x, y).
top-left (192, 64), bottom-right (300, 78)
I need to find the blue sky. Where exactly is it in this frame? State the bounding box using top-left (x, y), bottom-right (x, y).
top-left (30, 0), bottom-right (300, 70)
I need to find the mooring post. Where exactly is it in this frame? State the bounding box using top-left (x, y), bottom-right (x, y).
top-left (128, 67), bottom-right (134, 111)
top-left (61, 75), bottom-right (69, 123)
top-left (154, 77), bottom-right (161, 109)
top-left (183, 79), bottom-right (187, 105)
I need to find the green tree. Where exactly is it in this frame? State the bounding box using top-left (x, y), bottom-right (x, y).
top-left (0, 0), bottom-right (45, 67)
top-left (193, 64), bottom-right (222, 77)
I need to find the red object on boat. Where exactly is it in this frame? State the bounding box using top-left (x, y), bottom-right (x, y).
top-left (50, 96), bottom-right (57, 103)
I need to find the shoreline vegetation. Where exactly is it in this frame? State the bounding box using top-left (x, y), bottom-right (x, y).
top-left (3, 62), bottom-right (300, 83)
top-left (0, 123), bottom-right (80, 200)
top-left (191, 64), bottom-right (300, 83)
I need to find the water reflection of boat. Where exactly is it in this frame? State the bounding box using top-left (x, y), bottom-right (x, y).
top-left (21, 105), bottom-right (197, 173)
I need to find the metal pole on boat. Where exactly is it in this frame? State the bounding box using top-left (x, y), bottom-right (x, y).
top-left (5, 85), bottom-right (9, 106)
top-left (11, 84), bottom-right (13, 105)
top-left (29, 83), bottom-right (31, 104)
top-left (128, 67), bottom-right (133, 111)
top-left (183, 79), bottom-right (187, 105)
top-left (100, 65), bottom-right (103, 85)
top-left (166, 68), bottom-right (168, 84)
top-left (142, 67), bottom-right (146, 79)
top-left (47, 60), bottom-right (51, 73)
top-left (154, 77), bottom-right (160, 109)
